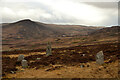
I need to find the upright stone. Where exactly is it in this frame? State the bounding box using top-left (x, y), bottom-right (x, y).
top-left (46, 42), bottom-right (52, 56)
top-left (17, 55), bottom-right (24, 61)
top-left (21, 60), bottom-right (28, 68)
top-left (96, 51), bottom-right (104, 65)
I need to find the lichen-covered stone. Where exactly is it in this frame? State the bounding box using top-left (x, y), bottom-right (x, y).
top-left (21, 60), bottom-right (28, 68)
top-left (17, 55), bottom-right (24, 61)
top-left (96, 51), bottom-right (104, 65)
top-left (46, 42), bottom-right (52, 56)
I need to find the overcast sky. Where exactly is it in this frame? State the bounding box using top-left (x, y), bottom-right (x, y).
top-left (0, 0), bottom-right (119, 26)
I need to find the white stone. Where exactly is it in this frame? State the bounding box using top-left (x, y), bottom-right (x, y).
top-left (10, 71), bottom-right (15, 74)
top-left (80, 65), bottom-right (84, 68)
top-left (21, 60), bottom-right (28, 68)
top-left (37, 58), bottom-right (41, 60)
top-left (82, 54), bottom-right (85, 56)
top-left (17, 55), bottom-right (24, 61)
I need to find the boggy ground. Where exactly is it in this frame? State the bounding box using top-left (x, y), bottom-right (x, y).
top-left (2, 42), bottom-right (119, 78)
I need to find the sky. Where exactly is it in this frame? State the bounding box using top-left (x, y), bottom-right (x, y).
top-left (0, 0), bottom-right (119, 27)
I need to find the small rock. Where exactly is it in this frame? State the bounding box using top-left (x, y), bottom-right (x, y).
top-left (37, 58), bottom-right (41, 60)
top-left (80, 65), bottom-right (85, 68)
top-left (10, 71), bottom-right (15, 74)
top-left (82, 54), bottom-right (85, 56)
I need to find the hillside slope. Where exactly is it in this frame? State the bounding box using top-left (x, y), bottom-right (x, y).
top-left (88, 26), bottom-right (119, 39)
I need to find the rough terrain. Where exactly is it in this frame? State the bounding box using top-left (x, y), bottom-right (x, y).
top-left (2, 42), bottom-right (119, 78)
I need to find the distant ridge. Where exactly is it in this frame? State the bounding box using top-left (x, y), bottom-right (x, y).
top-left (88, 26), bottom-right (119, 39)
top-left (2, 19), bottom-right (100, 40)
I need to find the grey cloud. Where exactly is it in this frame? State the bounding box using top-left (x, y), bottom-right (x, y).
top-left (84, 2), bottom-right (118, 9)
top-left (0, 1), bottom-right (118, 26)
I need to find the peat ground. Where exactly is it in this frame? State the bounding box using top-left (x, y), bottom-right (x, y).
top-left (2, 42), bottom-right (119, 78)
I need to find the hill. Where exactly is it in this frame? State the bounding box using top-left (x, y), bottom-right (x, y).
top-left (2, 19), bottom-right (103, 50)
top-left (2, 19), bottom-right (119, 50)
top-left (88, 26), bottom-right (119, 38)
top-left (2, 19), bottom-right (101, 40)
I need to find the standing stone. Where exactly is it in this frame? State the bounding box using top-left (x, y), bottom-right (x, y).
top-left (46, 42), bottom-right (52, 56)
top-left (21, 60), bottom-right (28, 68)
top-left (17, 55), bottom-right (24, 61)
top-left (96, 51), bottom-right (104, 65)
